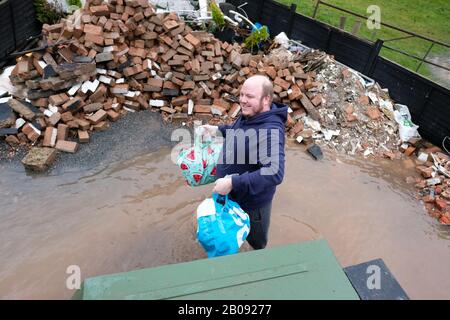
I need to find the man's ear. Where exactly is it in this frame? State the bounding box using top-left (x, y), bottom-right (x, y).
top-left (263, 95), bottom-right (271, 108)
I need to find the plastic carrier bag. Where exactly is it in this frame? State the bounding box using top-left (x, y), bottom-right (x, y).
top-left (177, 128), bottom-right (222, 186)
top-left (393, 104), bottom-right (421, 142)
top-left (196, 193), bottom-right (250, 258)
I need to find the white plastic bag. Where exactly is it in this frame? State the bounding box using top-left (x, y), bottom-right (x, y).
top-left (393, 104), bottom-right (421, 142)
top-left (274, 32), bottom-right (290, 49)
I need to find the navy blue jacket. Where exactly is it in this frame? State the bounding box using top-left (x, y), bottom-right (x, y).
top-left (217, 102), bottom-right (288, 211)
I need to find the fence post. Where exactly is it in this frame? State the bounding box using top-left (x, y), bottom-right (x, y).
top-left (417, 86), bottom-right (433, 122)
top-left (364, 39), bottom-right (383, 76)
top-left (7, 0), bottom-right (16, 49)
top-left (416, 42), bottom-right (434, 72)
top-left (312, 0), bottom-right (320, 19)
top-left (325, 28), bottom-right (332, 52)
top-left (286, 4), bottom-right (297, 38)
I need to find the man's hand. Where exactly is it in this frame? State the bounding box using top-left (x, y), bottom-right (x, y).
top-left (196, 125), bottom-right (218, 137)
top-left (213, 177), bottom-right (233, 195)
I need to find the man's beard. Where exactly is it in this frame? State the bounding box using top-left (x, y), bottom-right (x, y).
top-left (242, 98), bottom-right (264, 119)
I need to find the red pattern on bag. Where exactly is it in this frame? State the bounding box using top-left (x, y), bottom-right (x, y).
top-left (193, 173), bottom-right (203, 183)
top-left (187, 150), bottom-right (195, 160)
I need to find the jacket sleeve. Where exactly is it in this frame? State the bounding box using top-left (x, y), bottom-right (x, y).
top-left (231, 127), bottom-right (285, 196)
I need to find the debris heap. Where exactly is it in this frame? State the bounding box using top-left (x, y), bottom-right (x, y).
top-left (400, 140), bottom-right (450, 225)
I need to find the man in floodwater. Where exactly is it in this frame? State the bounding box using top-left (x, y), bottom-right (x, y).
top-left (200, 75), bottom-right (288, 249)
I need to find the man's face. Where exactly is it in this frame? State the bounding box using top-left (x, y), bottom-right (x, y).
top-left (239, 81), bottom-right (264, 117)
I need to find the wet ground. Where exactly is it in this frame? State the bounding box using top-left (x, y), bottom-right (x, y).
top-left (1, 112), bottom-right (449, 299)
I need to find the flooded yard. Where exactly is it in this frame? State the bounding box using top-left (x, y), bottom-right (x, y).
top-left (1, 133), bottom-right (449, 299)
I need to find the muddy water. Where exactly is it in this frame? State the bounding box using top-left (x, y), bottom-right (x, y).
top-left (1, 143), bottom-right (449, 299)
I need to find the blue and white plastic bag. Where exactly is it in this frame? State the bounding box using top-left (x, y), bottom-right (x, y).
top-left (196, 193), bottom-right (250, 258)
top-left (177, 128), bottom-right (222, 186)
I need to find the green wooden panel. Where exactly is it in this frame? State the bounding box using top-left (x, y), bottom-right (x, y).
top-left (78, 239), bottom-right (359, 300)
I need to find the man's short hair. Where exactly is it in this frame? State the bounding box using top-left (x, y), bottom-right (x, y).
top-left (260, 76), bottom-right (274, 104)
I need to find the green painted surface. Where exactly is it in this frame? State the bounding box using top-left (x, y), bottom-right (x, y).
top-left (76, 239), bottom-right (359, 300)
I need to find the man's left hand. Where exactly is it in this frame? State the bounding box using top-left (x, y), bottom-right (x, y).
top-left (213, 177), bottom-right (233, 195)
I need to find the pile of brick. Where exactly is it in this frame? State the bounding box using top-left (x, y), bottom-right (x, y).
top-left (0, 0), bottom-right (328, 168)
top-left (401, 140), bottom-right (450, 225)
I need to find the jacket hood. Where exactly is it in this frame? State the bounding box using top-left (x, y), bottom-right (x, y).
top-left (242, 102), bottom-right (288, 127)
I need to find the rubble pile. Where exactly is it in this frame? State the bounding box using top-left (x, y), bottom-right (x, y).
top-left (0, 0), bottom-right (331, 166)
top-left (290, 52), bottom-right (401, 158)
top-left (401, 140), bottom-right (450, 225)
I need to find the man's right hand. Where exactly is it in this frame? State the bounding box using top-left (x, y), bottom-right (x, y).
top-left (196, 125), bottom-right (218, 137)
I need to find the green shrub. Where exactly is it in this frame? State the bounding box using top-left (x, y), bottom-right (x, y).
top-left (244, 26), bottom-right (270, 51)
top-left (67, 0), bottom-right (82, 13)
top-left (33, 0), bottom-right (65, 25)
top-left (209, 1), bottom-right (225, 31)
top-left (67, 0), bottom-right (82, 7)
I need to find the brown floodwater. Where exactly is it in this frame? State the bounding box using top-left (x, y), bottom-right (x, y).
top-left (0, 142), bottom-right (449, 299)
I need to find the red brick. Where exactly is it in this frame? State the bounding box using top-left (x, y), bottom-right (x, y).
top-left (86, 109), bottom-right (108, 124)
top-left (404, 146), bottom-right (416, 156)
top-left (435, 199), bottom-right (448, 211)
top-left (5, 135), bottom-right (20, 146)
top-left (311, 94), bottom-right (323, 107)
top-left (274, 77), bottom-right (291, 91)
top-left (366, 107), bottom-right (381, 120)
top-left (93, 121), bottom-right (109, 131)
top-left (57, 123), bottom-right (69, 141)
top-left (55, 140), bottom-right (78, 153)
top-left (171, 96), bottom-right (189, 106)
top-left (144, 78), bottom-right (163, 92)
top-left (49, 93), bottom-right (69, 106)
top-left (78, 130), bottom-right (90, 143)
top-left (417, 166), bottom-right (433, 178)
top-left (181, 81), bottom-right (195, 90)
top-left (106, 110), bottom-right (120, 122)
top-left (194, 105), bottom-right (211, 114)
top-left (43, 127), bottom-right (57, 147)
top-left (84, 33), bottom-right (104, 46)
top-left (60, 111), bottom-right (74, 123)
top-left (179, 38), bottom-right (194, 52)
top-left (84, 24), bottom-right (103, 35)
top-left (74, 118), bottom-right (90, 130)
top-left (440, 214), bottom-right (450, 225)
top-left (288, 85), bottom-right (303, 101)
top-left (358, 95), bottom-right (370, 105)
top-left (48, 112), bottom-right (61, 126)
top-left (128, 47), bottom-right (147, 58)
top-left (185, 33), bottom-right (200, 48)
top-left (90, 5), bottom-right (109, 16)
top-left (163, 19), bottom-right (178, 31)
top-left (134, 11), bottom-right (144, 22)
